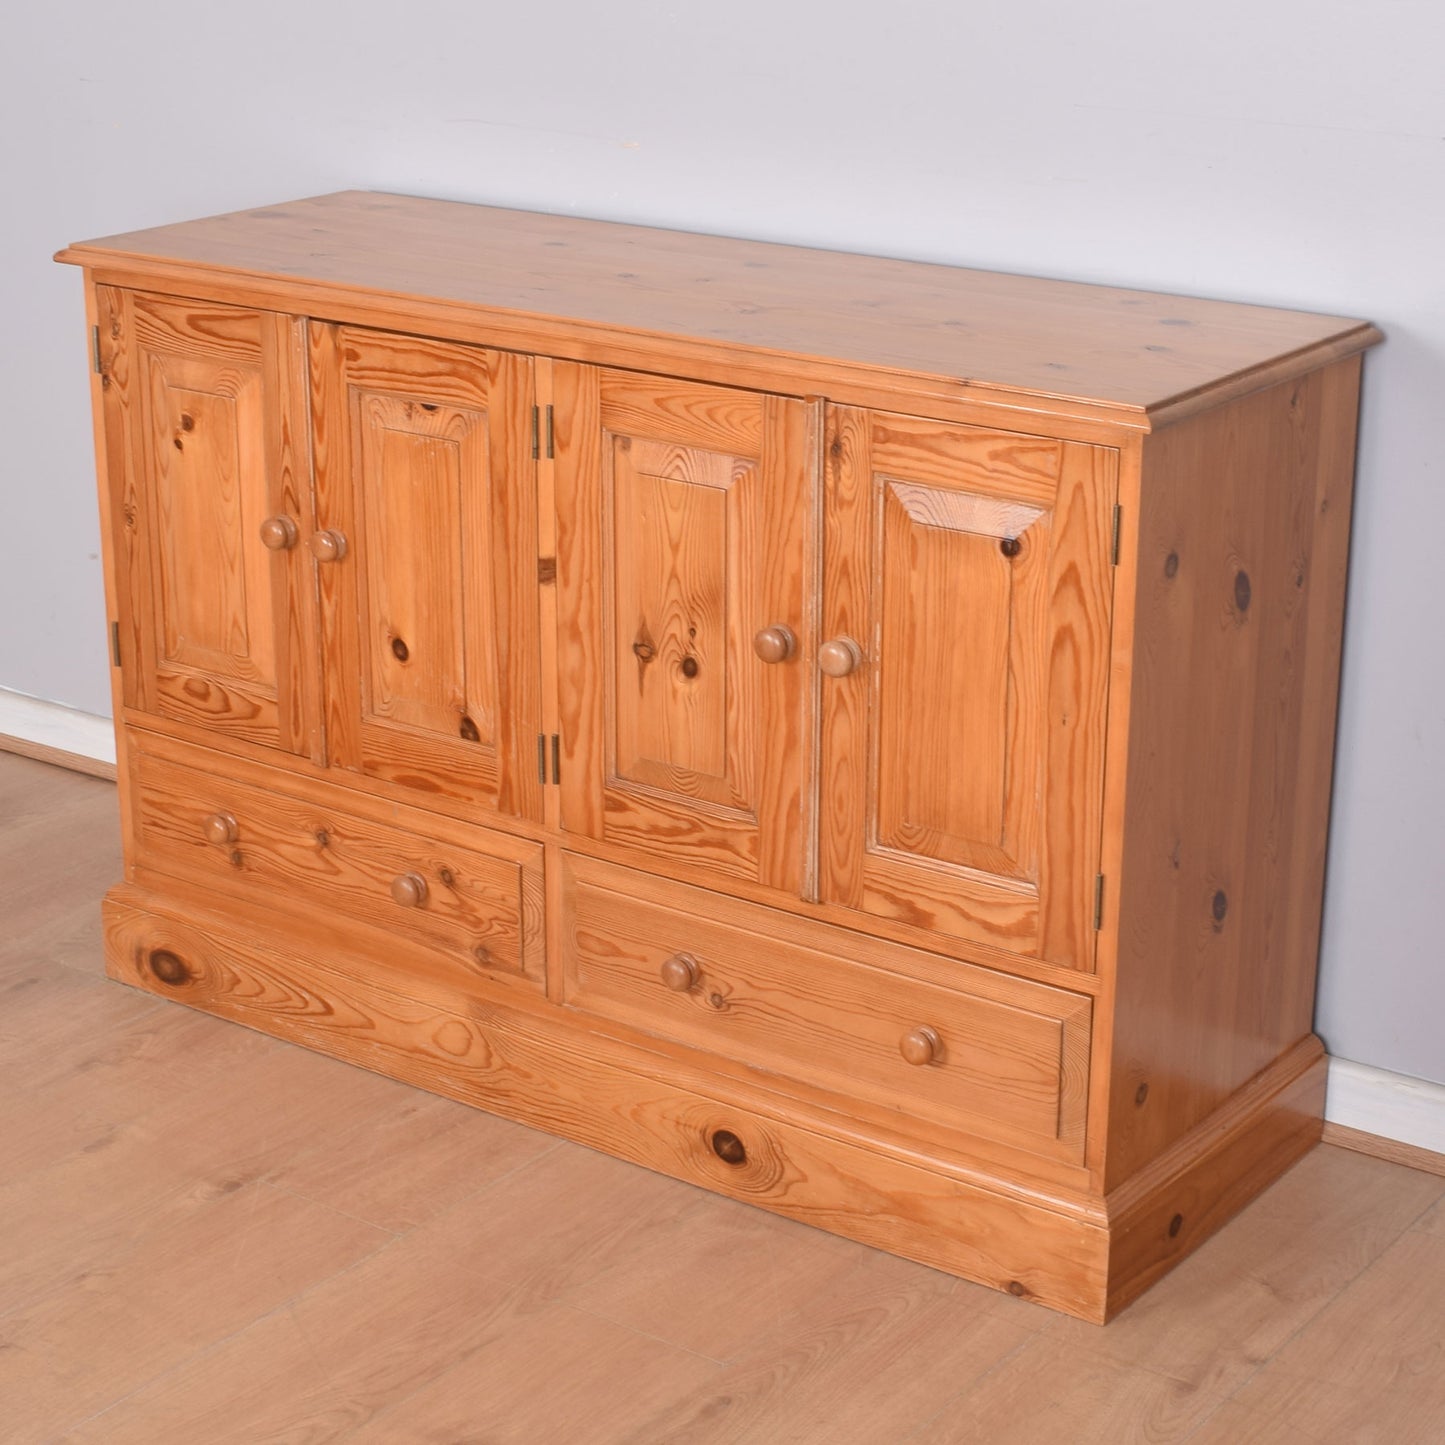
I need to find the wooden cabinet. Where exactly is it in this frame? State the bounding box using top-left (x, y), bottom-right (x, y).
top-left (61, 192), bottom-right (1381, 1322)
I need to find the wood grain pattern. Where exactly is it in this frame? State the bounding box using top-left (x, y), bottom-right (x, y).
top-left (101, 887), bottom-right (1113, 1320)
top-left (1105, 359), bottom-right (1364, 1189)
top-left (820, 405), bottom-right (1116, 968)
top-left (128, 743), bottom-right (545, 989)
top-left (561, 852), bottom-right (1091, 1162)
top-left (10, 750), bottom-right (1442, 1434)
top-left (58, 192), bottom-right (1380, 424)
top-left (310, 323), bottom-right (542, 817)
top-left (557, 367), bottom-right (811, 893)
top-left (96, 289), bottom-right (312, 754)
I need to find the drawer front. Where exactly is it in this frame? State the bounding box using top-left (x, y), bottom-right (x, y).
top-left (131, 748), bottom-right (545, 988)
top-left (562, 854), bottom-right (1090, 1161)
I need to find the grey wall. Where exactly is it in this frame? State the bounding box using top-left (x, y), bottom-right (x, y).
top-left (4, 1), bottom-right (1441, 1083)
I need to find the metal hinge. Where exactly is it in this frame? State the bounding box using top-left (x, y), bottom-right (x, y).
top-left (1111, 505), bottom-right (1122, 566)
top-left (109, 621), bottom-right (121, 668)
top-left (537, 733), bottom-right (560, 784)
top-left (531, 407), bottom-right (539, 460)
top-left (544, 404), bottom-right (554, 459)
top-left (537, 556), bottom-right (557, 585)
top-left (1094, 873), bottom-right (1105, 931)
top-left (91, 326), bottom-right (104, 375)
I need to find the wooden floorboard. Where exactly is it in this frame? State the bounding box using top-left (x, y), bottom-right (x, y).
top-left (2, 750), bottom-right (1443, 1444)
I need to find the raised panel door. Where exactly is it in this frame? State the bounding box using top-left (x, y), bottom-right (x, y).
top-left (820, 407), bottom-right (1117, 969)
top-left (96, 288), bottom-right (317, 754)
top-left (555, 367), bottom-right (814, 893)
top-left (310, 324), bottom-right (541, 819)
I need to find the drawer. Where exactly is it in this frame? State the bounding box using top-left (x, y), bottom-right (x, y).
top-left (562, 854), bottom-right (1090, 1162)
top-left (130, 747), bottom-right (545, 989)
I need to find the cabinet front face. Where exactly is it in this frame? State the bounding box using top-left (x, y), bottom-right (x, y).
top-left (97, 288), bottom-right (317, 754)
top-left (555, 367), bottom-right (814, 894)
top-left (310, 324), bottom-right (542, 819)
top-left (821, 408), bottom-right (1117, 969)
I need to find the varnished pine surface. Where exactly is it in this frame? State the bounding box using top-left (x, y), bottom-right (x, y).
top-left (6, 753), bottom-right (1445, 1442)
top-left (58, 191), bottom-right (1380, 420)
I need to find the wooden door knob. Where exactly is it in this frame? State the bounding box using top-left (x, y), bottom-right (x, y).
top-left (308, 530), bottom-right (348, 563)
top-left (899, 1026), bottom-right (942, 1066)
top-left (752, 625), bottom-right (796, 664)
top-left (259, 515), bottom-right (298, 551)
top-left (818, 637), bottom-right (863, 677)
top-left (390, 871), bottom-right (429, 907)
top-left (660, 952), bottom-right (700, 991)
top-left (202, 811), bottom-right (238, 845)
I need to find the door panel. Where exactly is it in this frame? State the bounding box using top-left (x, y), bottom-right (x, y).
top-left (556, 366), bottom-right (814, 893)
top-left (97, 287), bottom-right (317, 754)
top-left (821, 406), bottom-right (1116, 969)
top-left (310, 324), bottom-right (541, 819)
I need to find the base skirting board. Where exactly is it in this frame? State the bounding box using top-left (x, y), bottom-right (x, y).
top-left (0, 686), bottom-right (116, 779)
top-left (3, 691), bottom-right (1443, 1169)
top-left (1324, 1057), bottom-right (1445, 1164)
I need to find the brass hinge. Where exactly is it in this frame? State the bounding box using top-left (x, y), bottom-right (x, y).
top-left (1094, 873), bottom-right (1105, 931)
top-left (550, 733), bottom-right (560, 785)
top-left (538, 733), bottom-right (560, 784)
top-left (545, 404), bottom-right (555, 459)
top-left (1111, 505), bottom-right (1122, 566)
top-left (537, 733), bottom-right (547, 784)
top-left (91, 325), bottom-right (103, 375)
top-left (109, 621), bottom-right (121, 668)
top-left (537, 556), bottom-right (557, 585)
top-left (531, 407), bottom-right (540, 460)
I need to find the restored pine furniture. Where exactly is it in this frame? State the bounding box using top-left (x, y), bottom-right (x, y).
top-left (58, 193), bottom-right (1380, 1320)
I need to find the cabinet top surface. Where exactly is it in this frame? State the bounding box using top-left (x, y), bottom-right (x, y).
top-left (59, 190), bottom-right (1379, 420)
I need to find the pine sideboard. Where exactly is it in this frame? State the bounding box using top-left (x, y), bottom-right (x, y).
top-left (57, 193), bottom-right (1381, 1321)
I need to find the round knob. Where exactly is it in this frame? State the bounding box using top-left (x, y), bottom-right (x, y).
top-left (202, 812), bottom-right (238, 845)
top-left (390, 871), bottom-right (429, 908)
top-left (308, 530), bottom-right (348, 563)
top-left (899, 1026), bottom-right (942, 1067)
top-left (752, 625), bottom-right (796, 664)
top-left (818, 637), bottom-right (864, 678)
top-left (258, 515), bottom-right (298, 551)
top-left (660, 953), bottom-right (700, 991)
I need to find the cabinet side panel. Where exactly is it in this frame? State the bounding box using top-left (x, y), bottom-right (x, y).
top-left (1106, 357), bottom-right (1363, 1188)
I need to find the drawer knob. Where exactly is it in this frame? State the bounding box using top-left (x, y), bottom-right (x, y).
top-left (308, 529), bottom-right (348, 563)
top-left (202, 811), bottom-right (238, 846)
top-left (752, 625), bottom-right (796, 664)
top-left (258, 515), bottom-right (298, 551)
top-left (390, 871), bottom-right (429, 908)
top-left (818, 637), bottom-right (863, 678)
top-left (660, 952), bottom-right (700, 991)
top-left (900, 1025), bottom-right (942, 1066)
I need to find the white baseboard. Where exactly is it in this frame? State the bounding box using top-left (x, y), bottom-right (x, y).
top-left (0, 687), bottom-right (115, 767)
top-left (1326, 1057), bottom-right (1445, 1156)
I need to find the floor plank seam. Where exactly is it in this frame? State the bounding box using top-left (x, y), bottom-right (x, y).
top-left (896, 1317), bottom-right (1045, 1443)
top-left (1170, 1165), bottom-right (1445, 1439)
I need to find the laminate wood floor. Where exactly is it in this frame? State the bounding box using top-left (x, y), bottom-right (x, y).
top-left (2, 751), bottom-right (1442, 1445)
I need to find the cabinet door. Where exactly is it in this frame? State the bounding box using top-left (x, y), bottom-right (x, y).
top-left (820, 407), bottom-right (1116, 969)
top-left (310, 324), bottom-right (542, 820)
top-left (555, 367), bottom-right (813, 893)
top-left (97, 288), bottom-right (317, 754)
